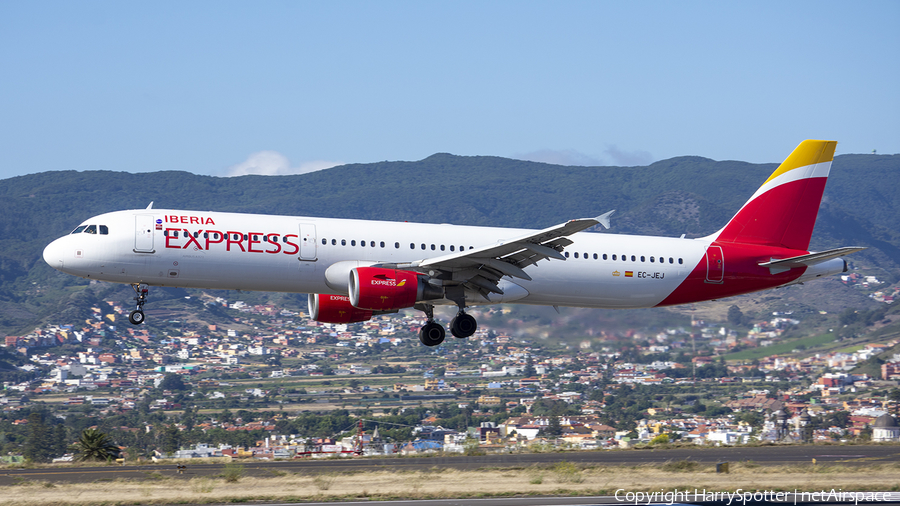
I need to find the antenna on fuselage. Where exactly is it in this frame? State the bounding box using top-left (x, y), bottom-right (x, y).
top-left (146, 202), bottom-right (154, 209)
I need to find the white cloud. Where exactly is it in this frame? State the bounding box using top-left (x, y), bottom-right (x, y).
top-left (603, 145), bottom-right (654, 166)
top-left (512, 146), bottom-right (655, 167)
top-left (511, 149), bottom-right (604, 166)
top-left (225, 151), bottom-right (341, 176)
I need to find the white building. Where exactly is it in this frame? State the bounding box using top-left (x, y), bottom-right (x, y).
top-left (872, 414), bottom-right (900, 442)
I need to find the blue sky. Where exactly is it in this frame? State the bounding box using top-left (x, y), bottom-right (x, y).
top-left (1, 1), bottom-right (897, 179)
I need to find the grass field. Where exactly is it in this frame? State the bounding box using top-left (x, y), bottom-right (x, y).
top-left (723, 333), bottom-right (838, 361)
top-left (5, 461), bottom-right (900, 505)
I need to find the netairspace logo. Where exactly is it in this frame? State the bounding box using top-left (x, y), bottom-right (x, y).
top-left (614, 488), bottom-right (893, 505)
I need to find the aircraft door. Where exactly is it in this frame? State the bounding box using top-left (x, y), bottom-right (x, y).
top-left (298, 223), bottom-right (317, 261)
top-left (134, 215), bottom-right (155, 253)
top-left (705, 245), bottom-right (724, 284)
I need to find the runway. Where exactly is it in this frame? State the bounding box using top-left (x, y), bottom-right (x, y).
top-left (1, 444), bottom-right (897, 486)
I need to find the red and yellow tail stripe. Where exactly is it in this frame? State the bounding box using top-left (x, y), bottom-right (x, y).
top-left (716, 140), bottom-right (836, 251)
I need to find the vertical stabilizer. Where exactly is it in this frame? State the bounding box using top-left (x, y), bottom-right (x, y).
top-left (715, 140), bottom-right (836, 251)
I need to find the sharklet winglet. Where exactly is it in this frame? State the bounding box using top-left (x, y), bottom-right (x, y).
top-left (595, 210), bottom-right (615, 230)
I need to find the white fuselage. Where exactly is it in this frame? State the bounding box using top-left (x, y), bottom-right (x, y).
top-left (43, 209), bottom-right (711, 309)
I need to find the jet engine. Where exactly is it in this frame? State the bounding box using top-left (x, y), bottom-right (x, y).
top-left (349, 267), bottom-right (443, 311)
top-left (308, 293), bottom-right (373, 324)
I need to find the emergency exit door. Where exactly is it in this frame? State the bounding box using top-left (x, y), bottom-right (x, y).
top-left (705, 245), bottom-right (724, 284)
top-left (298, 223), bottom-right (317, 261)
top-left (134, 215), bottom-right (155, 253)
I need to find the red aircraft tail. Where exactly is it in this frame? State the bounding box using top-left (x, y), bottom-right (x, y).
top-left (715, 140), bottom-right (836, 251)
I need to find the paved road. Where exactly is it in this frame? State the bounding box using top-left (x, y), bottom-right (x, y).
top-left (204, 492), bottom-right (900, 506)
top-left (2, 444), bottom-right (898, 486)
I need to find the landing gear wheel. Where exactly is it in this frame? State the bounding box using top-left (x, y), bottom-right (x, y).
top-left (450, 312), bottom-right (477, 338)
top-left (129, 283), bottom-right (149, 325)
top-left (418, 321), bottom-right (446, 346)
top-left (129, 310), bottom-right (145, 325)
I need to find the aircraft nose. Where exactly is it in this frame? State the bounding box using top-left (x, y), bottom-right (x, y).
top-left (43, 238), bottom-right (66, 271)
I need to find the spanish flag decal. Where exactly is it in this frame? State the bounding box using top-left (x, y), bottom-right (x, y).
top-left (625, 271), bottom-right (633, 277)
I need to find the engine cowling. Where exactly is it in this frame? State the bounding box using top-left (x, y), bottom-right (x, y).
top-left (349, 267), bottom-right (442, 311)
top-left (308, 293), bottom-right (373, 324)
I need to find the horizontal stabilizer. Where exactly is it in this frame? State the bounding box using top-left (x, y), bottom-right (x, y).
top-left (758, 246), bottom-right (866, 269)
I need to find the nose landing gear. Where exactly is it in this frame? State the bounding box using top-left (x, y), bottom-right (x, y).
top-left (129, 283), bottom-right (148, 325)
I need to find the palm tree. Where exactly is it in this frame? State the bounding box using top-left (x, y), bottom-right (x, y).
top-left (74, 429), bottom-right (120, 462)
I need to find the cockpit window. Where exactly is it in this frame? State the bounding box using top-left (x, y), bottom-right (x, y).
top-left (99, 225), bottom-right (109, 235)
top-left (84, 225), bottom-right (97, 234)
top-left (71, 225), bottom-right (87, 234)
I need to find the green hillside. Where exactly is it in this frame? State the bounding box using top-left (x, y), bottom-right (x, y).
top-left (0, 152), bottom-right (897, 334)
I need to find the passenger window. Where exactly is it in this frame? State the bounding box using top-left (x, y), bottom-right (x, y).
top-left (410, 243), bottom-right (415, 249)
top-left (669, 257), bottom-right (674, 264)
top-left (583, 252), bottom-right (587, 259)
top-left (332, 239), bottom-right (337, 245)
top-left (183, 231), bottom-right (188, 238)
top-left (99, 225), bottom-right (109, 235)
top-left (84, 225), bottom-right (97, 234)
top-left (243, 234), bottom-right (248, 241)
top-left (352, 240), bottom-right (357, 246)
top-left (394, 242), bottom-right (399, 249)
top-left (71, 225), bottom-right (87, 234)
top-left (379, 241), bottom-right (384, 248)
top-left (593, 253), bottom-right (598, 260)
top-left (631, 255), bottom-right (636, 261)
top-left (574, 252), bottom-right (579, 259)
top-left (640, 256), bottom-right (645, 262)
top-left (371, 241), bottom-right (376, 247)
top-left (341, 239), bottom-right (346, 246)
top-left (421, 244), bottom-right (426, 250)
top-left (612, 254), bottom-right (617, 260)
top-left (650, 256), bottom-right (655, 263)
top-left (204, 232), bottom-right (208, 239)
top-left (360, 240), bottom-right (365, 247)
top-left (679, 258), bottom-right (683, 264)
top-left (431, 244), bottom-right (435, 250)
top-left (440, 245), bottom-right (445, 251)
top-left (321, 238), bottom-right (326, 245)
top-left (565, 252), bottom-right (570, 258)
top-left (450, 245), bottom-right (455, 252)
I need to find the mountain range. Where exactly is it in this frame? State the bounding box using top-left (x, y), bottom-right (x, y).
top-left (0, 152), bottom-right (897, 335)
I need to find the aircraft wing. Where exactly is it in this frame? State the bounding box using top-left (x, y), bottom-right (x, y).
top-left (383, 211), bottom-right (614, 298)
top-left (758, 246), bottom-right (866, 269)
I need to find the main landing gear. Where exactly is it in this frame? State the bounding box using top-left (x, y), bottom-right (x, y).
top-left (129, 283), bottom-right (148, 325)
top-left (416, 304), bottom-right (478, 347)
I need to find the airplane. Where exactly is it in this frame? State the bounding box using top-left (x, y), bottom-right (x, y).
top-left (43, 140), bottom-right (864, 346)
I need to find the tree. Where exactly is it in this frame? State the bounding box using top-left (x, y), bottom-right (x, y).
top-left (162, 424), bottom-right (181, 455)
top-left (545, 416), bottom-right (562, 437)
top-left (523, 355), bottom-right (536, 378)
top-left (53, 424), bottom-right (69, 458)
top-left (23, 412), bottom-right (55, 463)
top-left (74, 429), bottom-right (120, 462)
top-left (158, 373), bottom-right (187, 391)
top-left (649, 433), bottom-right (670, 445)
top-left (727, 305), bottom-right (744, 326)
